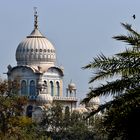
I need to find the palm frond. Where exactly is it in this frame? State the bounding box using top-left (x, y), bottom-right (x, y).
top-left (81, 75), bottom-right (140, 105)
top-left (121, 23), bottom-right (140, 37)
top-left (116, 49), bottom-right (137, 57)
top-left (88, 53), bottom-right (140, 83)
top-left (82, 53), bottom-right (108, 69)
top-left (86, 101), bottom-right (113, 118)
top-left (113, 34), bottom-right (140, 46)
top-left (81, 79), bottom-right (124, 105)
top-left (113, 23), bottom-right (140, 47)
top-left (89, 69), bottom-right (119, 83)
top-left (80, 89), bottom-right (94, 105)
top-left (86, 86), bottom-right (140, 119)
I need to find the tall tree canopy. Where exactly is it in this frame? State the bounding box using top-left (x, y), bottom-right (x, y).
top-left (0, 79), bottom-right (47, 140)
top-left (81, 23), bottom-right (140, 139)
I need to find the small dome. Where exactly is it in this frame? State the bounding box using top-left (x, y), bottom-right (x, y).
top-left (89, 97), bottom-right (100, 105)
top-left (36, 93), bottom-right (53, 104)
top-left (86, 97), bottom-right (100, 110)
top-left (68, 82), bottom-right (76, 90)
top-left (73, 106), bottom-right (88, 114)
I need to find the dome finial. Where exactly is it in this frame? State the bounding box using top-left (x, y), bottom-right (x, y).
top-left (70, 79), bottom-right (72, 84)
top-left (34, 7), bottom-right (38, 29)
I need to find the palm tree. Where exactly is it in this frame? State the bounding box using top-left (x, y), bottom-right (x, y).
top-left (81, 23), bottom-right (140, 139)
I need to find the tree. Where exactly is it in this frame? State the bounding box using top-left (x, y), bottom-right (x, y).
top-left (81, 23), bottom-right (140, 139)
top-left (0, 78), bottom-right (47, 140)
top-left (63, 106), bottom-right (70, 128)
top-left (40, 103), bottom-right (97, 140)
top-left (40, 103), bottom-right (64, 139)
top-left (66, 111), bottom-right (95, 140)
top-left (0, 79), bottom-right (27, 136)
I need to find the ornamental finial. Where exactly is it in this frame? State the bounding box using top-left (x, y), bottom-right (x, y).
top-left (34, 7), bottom-right (38, 29)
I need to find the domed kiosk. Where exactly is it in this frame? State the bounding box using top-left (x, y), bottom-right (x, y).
top-left (36, 93), bottom-right (53, 105)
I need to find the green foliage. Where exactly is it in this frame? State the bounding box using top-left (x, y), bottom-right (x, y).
top-left (0, 78), bottom-right (103, 139)
top-left (64, 106), bottom-right (70, 127)
top-left (39, 103), bottom-right (99, 140)
top-left (0, 78), bottom-right (48, 140)
top-left (82, 23), bottom-right (140, 139)
top-left (41, 103), bottom-right (63, 133)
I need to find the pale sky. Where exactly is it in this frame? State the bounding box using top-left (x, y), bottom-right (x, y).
top-left (0, 0), bottom-right (140, 103)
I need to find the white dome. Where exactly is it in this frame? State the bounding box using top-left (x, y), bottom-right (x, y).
top-left (36, 93), bottom-right (53, 104)
top-left (86, 97), bottom-right (100, 110)
top-left (16, 28), bottom-right (56, 66)
top-left (68, 82), bottom-right (76, 90)
top-left (90, 97), bottom-right (100, 104)
top-left (73, 106), bottom-right (88, 114)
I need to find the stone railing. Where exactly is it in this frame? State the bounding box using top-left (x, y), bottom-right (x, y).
top-left (53, 96), bottom-right (77, 101)
top-left (27, 95), bottom-right (77, 102)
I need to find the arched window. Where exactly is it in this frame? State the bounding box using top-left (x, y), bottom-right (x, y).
top-left (44, 81), bottom-right (47, 90)
top-left (21, 80), bottom-right (27, 95)
top-left (30, 80), bottom-right (36, 96)
top-left (56, 81), bottom-right (60, 96)
top-left (26, 105), bottom-right (33, 118)
top-left (50, 81), bottom-right (54, 96)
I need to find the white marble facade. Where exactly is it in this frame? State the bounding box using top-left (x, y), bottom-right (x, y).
top-left (7, 10), bottom-right (77, 119)
top-left (7, 10), bottom-right (100, 120)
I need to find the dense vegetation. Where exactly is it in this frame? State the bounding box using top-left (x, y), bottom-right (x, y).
top-left (0, 79), bottom-right (102, 140)
top-left (0, 79), bottom-right (37, 139)
top-left (39, 103), bottom-right (97, 140)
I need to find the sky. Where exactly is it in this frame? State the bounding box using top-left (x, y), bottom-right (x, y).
top-left (0, 0), bottom-right (140, 104)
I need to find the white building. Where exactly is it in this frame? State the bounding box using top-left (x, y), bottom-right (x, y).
top-left (7, 9), bottom-right (78, 117)
top-left (6, 9), bottom-right (99, 120)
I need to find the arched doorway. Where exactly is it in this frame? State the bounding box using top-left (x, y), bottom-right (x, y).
top-left (26, 105), bottom-right (33, 118)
